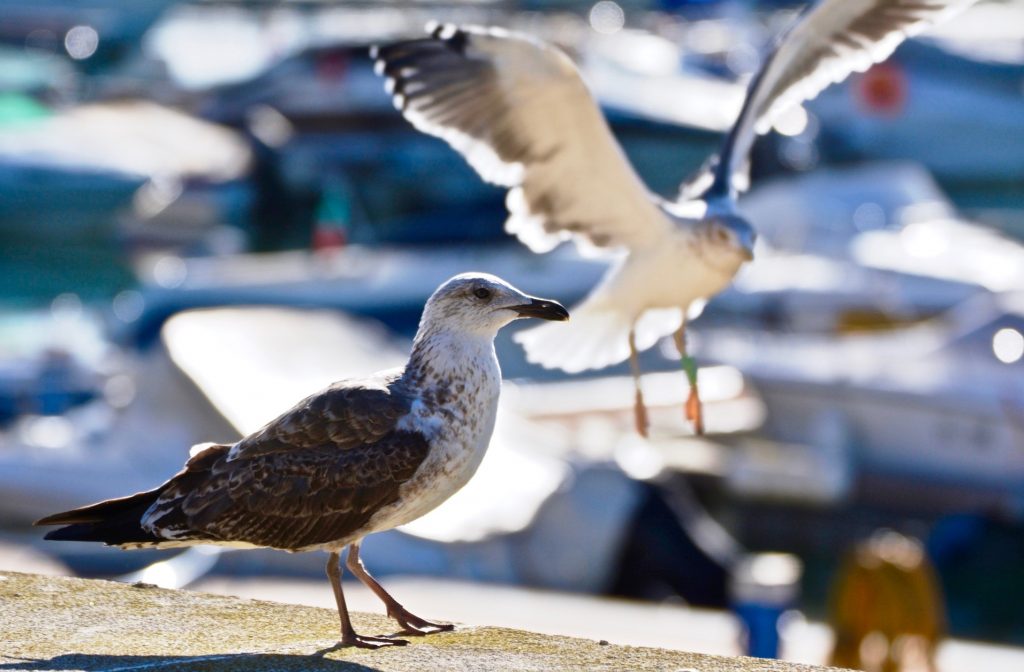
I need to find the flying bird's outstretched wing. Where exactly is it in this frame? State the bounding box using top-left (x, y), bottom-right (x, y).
top-left (373, 23), bottom-right (668, 253)
top-left (710, 0), bottom-right (976, 197)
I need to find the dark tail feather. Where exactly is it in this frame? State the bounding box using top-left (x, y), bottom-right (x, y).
top-left (36, 489), bottom-right (165, 546)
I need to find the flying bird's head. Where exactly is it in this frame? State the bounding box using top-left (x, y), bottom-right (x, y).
top-left (420, 272), bottom-right (569, 338)
top-left (701, 213), bottom-right (757, 270)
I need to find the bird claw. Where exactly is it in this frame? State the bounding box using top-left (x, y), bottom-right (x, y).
top-left (390, 608), bottom-right (454, 636)
top-left (341, 633), bottom-right (409, 649)
top-left (685, 387), bottom-right (704, 435)
top-left (398, 620), bottom-right (455, 636)
top-left (634, 390), bottom-right (650, 438)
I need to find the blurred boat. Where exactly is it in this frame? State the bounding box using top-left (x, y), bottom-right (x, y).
top-left (713, 254), bottom-right (981, 334)
top-left (127, 243), bottom-right (609, 358)
top-left (0, 155), bottom-right (144, 242)
top-left (127, 162), bottom-right (996, 347)
top-left (0, 307), bottom-right (238, 526)
top-left (713, 162), bottom-right (1016, 331)
top-left (697, 292), bottom-right (1024, 518)
top-left (0, 307), bottom-right (109, 427)
top-left (739, 161), bottom-right (946, 259)
top-left (853, 217), bottom-right (1024, 295)
top-left (0, 99), bottom-right (252, 249)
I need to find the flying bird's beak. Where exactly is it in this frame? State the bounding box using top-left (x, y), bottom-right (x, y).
top-left (512, 297), bottom-right (570, 322)
top-left (736, 227), bottom-right (757, 261)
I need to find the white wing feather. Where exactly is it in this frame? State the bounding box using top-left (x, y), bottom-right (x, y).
top-left (715, 0), bottom-right (976, 192)
top-left (374, 24), bottom-right (668, 253)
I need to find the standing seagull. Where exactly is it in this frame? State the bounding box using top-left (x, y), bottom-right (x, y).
top-left (36, 273), bottom-right (568, 649)
top-left (372, 0), bottom-right (976, 436)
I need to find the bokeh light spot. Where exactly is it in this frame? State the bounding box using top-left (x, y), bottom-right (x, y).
top-left (993, 328), bottom-right (1024, 364)
top-left (590, 1), bottom-right (625, 35)
top-left (65, 25), bottom-right (99, 60)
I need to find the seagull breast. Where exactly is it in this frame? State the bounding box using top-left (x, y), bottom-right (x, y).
top-left (364, 334), bottom-right (501, 534)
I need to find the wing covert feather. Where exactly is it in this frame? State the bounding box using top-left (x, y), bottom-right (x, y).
top-left (142, 374), bottom-right (431, 550)
top-left (231, 373), bottom-right (410, 458)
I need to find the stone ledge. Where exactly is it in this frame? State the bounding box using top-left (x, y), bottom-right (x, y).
top-left (1, 571), bottom-right (850, 671)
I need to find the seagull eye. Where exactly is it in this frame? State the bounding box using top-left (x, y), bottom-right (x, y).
top-left (473, 287), bottom-right (492, 300)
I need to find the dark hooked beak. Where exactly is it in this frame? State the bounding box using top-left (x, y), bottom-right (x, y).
top-left (512, 297), bottom-right (570, 322)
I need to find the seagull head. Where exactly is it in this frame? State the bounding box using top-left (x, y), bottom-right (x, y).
top-left (701, 213), bottom-right (757, 268)
top-left (420, 272), bottom-right (569, 338)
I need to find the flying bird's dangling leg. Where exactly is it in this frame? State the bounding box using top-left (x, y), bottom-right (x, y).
top-left (628, 329), bottom-right (650, 438)
top-left (327, 551), bottom-right (408, 648)
top-left (674, 326), bottom-right (704, 435)
top-left (346, 542), bottom-right (454, 636)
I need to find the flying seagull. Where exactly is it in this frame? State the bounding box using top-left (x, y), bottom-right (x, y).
top-left (372, 0), bottom-right (976, 437)
top-left (36, 273), bottom-right (568, 649)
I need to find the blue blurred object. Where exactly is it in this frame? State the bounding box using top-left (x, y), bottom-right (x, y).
top-left (730, 554), bottom-right (801, 659)
top-left (0, 308), bottom-right (108, 426)
top-left (733, 601), bottom-right (784, 658)
top-left (927, 512), bottom-right (988, 566)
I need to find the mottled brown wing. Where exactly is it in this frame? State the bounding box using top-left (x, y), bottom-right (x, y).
top-left (229, 372), bottom-right (412, 458)
top-left (151, 435), bottom-right (429, 549)
top-left (142, 374), bottom-right (431, 550)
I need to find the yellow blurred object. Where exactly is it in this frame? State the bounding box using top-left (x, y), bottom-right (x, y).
top-left (828, 530), bottom-right (945, 672)
top-left (835, 309), bottom-right (927, 333)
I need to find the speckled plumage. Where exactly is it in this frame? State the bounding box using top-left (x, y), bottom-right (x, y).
top-left (134, 330), bottom-right (501, 552)
top-left (37, 273), bottom-right (566, 555)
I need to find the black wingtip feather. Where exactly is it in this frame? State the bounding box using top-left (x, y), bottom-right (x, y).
top-left (35, 489), bottom-right (162, 527)
top-left (425, 22), bottom-right (469, 54)
top-left (444, 28), bottom-right (469, 54)
top-left (36, 489), bottom-right (166, 546)
top-left (43, 520), bottom-right (164, 546)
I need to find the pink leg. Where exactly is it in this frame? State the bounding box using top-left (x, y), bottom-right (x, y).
top-left (326, 550), bottom-right (408, 648)
top-left (346, 543), bottom-right (453, 636)
top-left (628, 329), bottom-right (649, 438)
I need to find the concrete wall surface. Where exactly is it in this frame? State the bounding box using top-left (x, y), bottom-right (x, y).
top-left (0, 571), bottom-right (852, 672)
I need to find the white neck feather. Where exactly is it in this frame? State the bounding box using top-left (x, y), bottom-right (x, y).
top-left (405, 326), bottom-right (500, 389)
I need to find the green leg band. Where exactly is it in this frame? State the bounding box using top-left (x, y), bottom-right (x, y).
top-left (680, 355), bottom-right (698, 386)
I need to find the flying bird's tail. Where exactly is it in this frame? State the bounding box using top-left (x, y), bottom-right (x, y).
top-left (35, 489), bottom-right (166, 547)
top-left (514, 298), bottom-right (682, 373)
